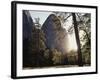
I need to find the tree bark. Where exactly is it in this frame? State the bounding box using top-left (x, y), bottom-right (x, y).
top-left (72, 13), bottom-right (83, 66)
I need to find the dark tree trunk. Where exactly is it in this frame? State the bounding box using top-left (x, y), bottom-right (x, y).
top-left (72, 13), bottom-right (83, 66)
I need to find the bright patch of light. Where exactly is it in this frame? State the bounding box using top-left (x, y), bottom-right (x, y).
top-left (67, 32), bottom-right (78, 52)
top-left (63, 16), bottom-right (78, 52)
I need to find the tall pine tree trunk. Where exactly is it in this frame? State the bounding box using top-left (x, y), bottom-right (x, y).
top-left (72, 13), bottom-right (83, 66)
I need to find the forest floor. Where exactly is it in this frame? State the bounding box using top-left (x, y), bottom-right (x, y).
top-left (23, 64), bottom-right (90, 70)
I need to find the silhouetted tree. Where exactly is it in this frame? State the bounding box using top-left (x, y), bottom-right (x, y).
top-left (72, 13), bottom-right (83, 66)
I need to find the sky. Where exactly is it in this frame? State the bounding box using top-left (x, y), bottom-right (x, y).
top-left (29, 11), bottom-right (52, 26)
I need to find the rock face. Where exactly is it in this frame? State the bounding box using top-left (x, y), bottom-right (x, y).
top-left (23, 10), bottom-right (35, 67)
top-left (42, 14), bottom-right (68, 54)
top-left (23, 10), bottom-right (34, 40)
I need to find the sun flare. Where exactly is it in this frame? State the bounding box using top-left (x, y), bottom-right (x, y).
top-left (67, 33), bottom-right (78, 52)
